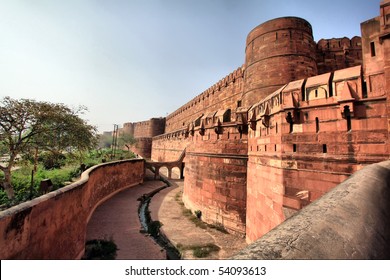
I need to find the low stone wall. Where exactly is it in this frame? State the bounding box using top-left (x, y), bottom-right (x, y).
top-left (234, 160), bottom-right (390, 259)
top-left (0, 159), bottom-right (144, 259)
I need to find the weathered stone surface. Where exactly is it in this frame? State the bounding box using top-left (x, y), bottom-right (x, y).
top-left (233, 161), bottom-right (390, 259)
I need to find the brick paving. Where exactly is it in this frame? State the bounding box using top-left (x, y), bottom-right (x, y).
top-left (85, 180), bottom-right (167, 260)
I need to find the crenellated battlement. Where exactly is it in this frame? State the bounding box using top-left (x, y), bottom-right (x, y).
top-left (316, 36), bottom-right (363, 74)
top-left (166, 66), bottom-right (244, 122)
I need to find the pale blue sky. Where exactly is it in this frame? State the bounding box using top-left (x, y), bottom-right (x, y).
top-left (0, 0), bottom-right (379, 133)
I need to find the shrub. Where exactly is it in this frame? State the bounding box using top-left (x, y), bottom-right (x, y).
top-left (83, 239), bottom-right (118, 260)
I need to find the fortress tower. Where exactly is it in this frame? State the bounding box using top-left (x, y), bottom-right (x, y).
top-left (124, 3), bottom-right (389, 242)
top-left (242, 17), bottom-right (318, 107)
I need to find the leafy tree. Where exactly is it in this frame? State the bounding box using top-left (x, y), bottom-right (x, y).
top-left (0, 96), bottom-right (97, 199)
top-left (98, 133), bottom-right (113, 149)
top-left (118, 131), bottom-right (136, 151)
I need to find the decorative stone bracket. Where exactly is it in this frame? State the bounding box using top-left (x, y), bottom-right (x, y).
top-left (236, 106), bottom-right (250, 133)
top-left (341, 104), bottom-right (354, 119)
top-left (285, 111), bottom-right (294, 124)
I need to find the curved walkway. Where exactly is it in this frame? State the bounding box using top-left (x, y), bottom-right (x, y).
top-left (85, 179), bottom-right (167, 259)
top-left (86, 175), bottom-right (246, 259)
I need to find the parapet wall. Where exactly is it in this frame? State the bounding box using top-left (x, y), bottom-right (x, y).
top-left (234, 160), bottom-right (390, 259)
top-left (123, 118), bottom-right (165, 138)
top-left (165, 67), bottom-right (244, 133)
top-left (316, 36), bottom-right (363, 74)
top-left (0, 159), bottom-right (144, 259)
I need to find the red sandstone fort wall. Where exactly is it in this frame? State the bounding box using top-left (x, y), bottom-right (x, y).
top-left (123, 118), bottom-right (165, 138)
top-left (165, 67), bottom-right (244, 134)
top-left (242, 17), bottom-right (318, 107)
top-left (123, 118), bottom-right (165, 158)
top-left (183, 125), bottom-right (248, 235)
top-left (316, 37), bottom-right (363, 74)
top-left (124, 3), bottom-right (389, 244)
top-left (152, 132), bottom-right (190, 162)
top-left (245, 65), bottom-right (389, 242)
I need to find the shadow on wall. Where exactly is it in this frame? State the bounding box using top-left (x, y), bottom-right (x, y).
top-left (234, 160), bottom-right (390, 259)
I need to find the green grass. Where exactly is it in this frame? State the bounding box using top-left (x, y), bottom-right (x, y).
top-left (175, 191), bottom-right (228, 233)
top-left (176, 243), bottom-right (220, 258)
top-left (82, 239), bottom-right (118, 260)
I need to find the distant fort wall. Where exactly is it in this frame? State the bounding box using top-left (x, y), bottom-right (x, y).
top-left (122, 118), bottom-right (165, 159)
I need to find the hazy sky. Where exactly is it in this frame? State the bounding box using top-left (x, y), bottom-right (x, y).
top-left (0, 0), bottom-right (379, 133)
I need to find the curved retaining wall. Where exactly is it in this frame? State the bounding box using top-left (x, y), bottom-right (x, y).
top-left (0, 159), bottom-right (144, 259)
top-left (234, 160), bottom-right (390, 259)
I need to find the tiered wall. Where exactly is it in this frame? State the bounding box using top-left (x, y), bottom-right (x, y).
top-left (245, 65), bottom-right (389, 242)
top-left (316, 37), bottom-right (363, 74)
top-left (242, 17), bottom-right (318, 107)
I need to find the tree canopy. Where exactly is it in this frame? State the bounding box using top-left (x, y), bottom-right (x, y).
top-left (0, 96), bottom-right (97, 199)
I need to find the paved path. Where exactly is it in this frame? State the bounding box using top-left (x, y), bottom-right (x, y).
top-left (86, 176), bottom-right (246, 259)
top-left (85, 180), bottom-right (167, 259)
top-left (149, 179), bottom-right (247, 259)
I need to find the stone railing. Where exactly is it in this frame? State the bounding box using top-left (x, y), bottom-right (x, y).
top-left (0, 159), bottom-right (144, 259)
top-left (234, 160), bottom-right (390, 259)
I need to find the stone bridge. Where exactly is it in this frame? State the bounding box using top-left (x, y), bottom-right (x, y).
top-left (145, 149), bottom-right (186, 179)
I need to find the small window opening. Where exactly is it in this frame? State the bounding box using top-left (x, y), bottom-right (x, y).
top-left (344, 106), bottom-right (352, 131)
top-left (257, 146), bottom-right (259, 152)
top-left (274, 144), bottom-right (277, 152)
top-left (293, 144), bottom-right (297, 153)
top-left (315, 117), bottom-right (320, 133)
top-left (323, 144), bottom-right (327, 153)
top-left (315, 89), bottom-right (318, 98)
top-left (237, 100), bottom-right (242, 108)
top-left (276, 122), bottom-right (278, 134)
top-left (362, 80), bottom-right (368, 98)
top-left (265, 145), bottom-right (267, 152)
top-left (370, 42), bottom-right (376, 57)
